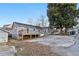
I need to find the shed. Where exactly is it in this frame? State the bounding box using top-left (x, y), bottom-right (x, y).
top-left (0, 29), bottom-right (8, 43)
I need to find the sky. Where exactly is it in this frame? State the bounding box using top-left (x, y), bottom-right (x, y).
top-left (0, 3), bottom-right (79, 27)
top-left (0, 3), bottom-right (48, 27)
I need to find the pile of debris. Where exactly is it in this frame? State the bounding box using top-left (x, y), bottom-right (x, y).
top-left (0, 45), bottom-right (16, 56)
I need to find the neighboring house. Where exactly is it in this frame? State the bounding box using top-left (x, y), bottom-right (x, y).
top-left (3, 24), bottom-right (12, 29)
top-left (10, 22), bottom-right (51, 39)
top-left (3, 24), bottom-right (12, 37)
top-left (0, 28), bottom-right (8, 43)
top-left (67, 27), bottom-right (79, 35)
top-left (67, 16), bottom-right (79, 35)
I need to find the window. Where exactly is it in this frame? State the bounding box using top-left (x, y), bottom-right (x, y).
top-left (38, 29), bottom-right (40, 32)
top-left (45, 30), bottom-right (46, 32)
top-left (27, 28), bottom-right (29, 33)
top-left (18, 30), bottom-right (23, 36)
top-left (34, 28), bottom-right (35, 31)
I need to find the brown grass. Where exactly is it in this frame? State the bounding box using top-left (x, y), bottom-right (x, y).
top-left (7, 40), bottom-right (60, 56)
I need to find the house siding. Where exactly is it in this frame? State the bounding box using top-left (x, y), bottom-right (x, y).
top-left (11, 28), bottom-right (17, 39)
top-left (11, 22), bottom-right (51, 39)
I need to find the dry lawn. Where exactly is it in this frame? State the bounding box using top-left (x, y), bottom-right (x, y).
top-left (7, 40), bottom-right (60, 56)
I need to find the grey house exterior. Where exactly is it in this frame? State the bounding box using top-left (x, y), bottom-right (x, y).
top-left (0, 29), bottom-right (8, 43)
top-left (11, 22), bottom-right (51, 39)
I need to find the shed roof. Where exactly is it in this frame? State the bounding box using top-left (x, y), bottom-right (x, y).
top-left (0, 28), bottom-right (9, 33)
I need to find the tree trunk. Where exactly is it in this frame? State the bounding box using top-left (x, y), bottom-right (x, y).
top-left (60, 28), bottom-right (63, 35)
top-left (65, 28), bottom-right (68, 35)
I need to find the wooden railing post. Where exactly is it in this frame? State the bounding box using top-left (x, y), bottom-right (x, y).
top-left (22, 33), bottom-right (23, 40)
top-left (30, 35), bottom-right (32, 39)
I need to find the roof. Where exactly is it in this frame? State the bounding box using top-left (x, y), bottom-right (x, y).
top-left (3, 24), bottom-right (12, 29)
top-left (0, 28), bottom-right (9, 33)
top-left (13, 22), bottom-right (41, 28)
top-left (13, 22), bottom-right (49, 28)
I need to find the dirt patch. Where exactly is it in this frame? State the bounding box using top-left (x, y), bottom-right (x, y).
top-left (7, 40), bottom-right (60, 56)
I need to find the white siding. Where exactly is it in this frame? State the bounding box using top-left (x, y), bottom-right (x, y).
top-left (11, 24), bottom-right (18, 39)
top-left (27, 27), bottom-right (40, 35)
top-left (11, 28), bottom-right (17, 39)
top-left (0, 30), bottom-right (8, 42)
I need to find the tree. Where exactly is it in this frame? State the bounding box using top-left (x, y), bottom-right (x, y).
top-left (35, 18), bottom-right (41, 26)
top-left (27, 18), bottom-right (33, 25)
top-left (47, 3), bottom-right (79, 34)
top-left (40, 15), bottom-right (45, 27)
top-left (35, 15), bottom-right (48, 27)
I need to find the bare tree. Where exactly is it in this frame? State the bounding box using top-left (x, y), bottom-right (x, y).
top-left (35, 15), bottom-right (45, 27)
top-left (35, 15), bottom-right (49, 27)
top-left (27, 18), bottom-right (33, 25)
top-left (40, 15), bottom-right (45, 27)
top-left (35, 19), bottom-right (41, 26)
top-left (44, 19), bottom-right (49, 27)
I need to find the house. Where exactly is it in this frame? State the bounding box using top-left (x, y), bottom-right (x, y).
top-left (0, 28), bottom-right (8, 43)
top-left (3, 24), bottom-right (12, 37)
top-left (67, 16), bottom-right (79, 35)
top-left (67, 27), bottom-right (79, 35)
top-left (41, 27), bottom-right (51, 35)
top-left (10, 22), bottom-right (51, 40)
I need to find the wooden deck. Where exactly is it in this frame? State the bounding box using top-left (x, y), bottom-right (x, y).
top-left (18, 34), bottom-right (40, 40)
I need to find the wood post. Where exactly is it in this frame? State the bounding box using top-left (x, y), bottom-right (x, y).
top-left (30, 35), bottom-right (32, 39)
top-left (35, 35), bottom-right (36, 38)
top-left (22, 30), bottom-right (24, 40)
top-left (22, 34), bottom-right (23, 40)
